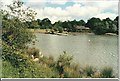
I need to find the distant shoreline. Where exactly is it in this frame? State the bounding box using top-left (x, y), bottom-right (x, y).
top-left (28, 29), bottom-right (118, 36)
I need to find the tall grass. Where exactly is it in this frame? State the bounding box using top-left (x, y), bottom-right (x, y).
top-left (100, 67), bottom-right (114, 78)
top-left (82, 65), bottom-right (95, 77)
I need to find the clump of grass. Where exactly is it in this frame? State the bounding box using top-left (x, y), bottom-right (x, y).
top-left (48, 55), bottom-right (55, 67)
top-left (63, 65), bottom-right (81, 78)
top-left (72, 63), bottom-right (80, 71)
top-left (39, 55), bottom-right (55, 68)
top-left (100, 67), bottom-right (114, 78)
top-left (93, 70), bottom-right (101, 78)
top-left (83, 65), bottom-right (95, 77)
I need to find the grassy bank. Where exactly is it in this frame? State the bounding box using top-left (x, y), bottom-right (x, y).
top-left (28, 29), bottom-right (93, 36)
top-left (2, 47), bottom-right (116, 78)
top-left (28, 29), bottom-right (49, 33)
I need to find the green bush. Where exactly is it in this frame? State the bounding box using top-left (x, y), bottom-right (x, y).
top-left (58, 27), bottom-right (63, 33)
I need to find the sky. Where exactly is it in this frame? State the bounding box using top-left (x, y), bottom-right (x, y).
top-left (1, 0), bottom-right (119, 23)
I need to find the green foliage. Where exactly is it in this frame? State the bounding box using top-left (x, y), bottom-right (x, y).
top-left (86, 17), bottom-right (118, 35)
top-left (1, 1), bottom-right (58, 78)
top-left (29, 21), bottom-right (40, 29)
top-left (24, 15), bottom-right (118, 35)
top-left (1, 1), bottom-right (117, 78)
top-left (2, 58), bottom-right (57, 78)
top-left (58, 27), bottom-right (63, 33)
top-left (64, 64), bottom-right (81, 78)
top-left (114, 16), bottom-right (119, 34)
top-left (57, 51), bottom-right (73, 67)
top-left (103, 18), bottom-right (117, 33)
top-left (2, 42), bottom-right (58, 78)
top-left (2, 42), bottom-right (115, 78)
top-left (2, 18), bottom-right (35, 49)
top-left (93, 22), bottom-right (107, 35)
top-left (53, 21), bottom-right (63, 33)
top-left (2, 0), bottom-right (35, 49)
top-left (86, 17), bottom-right (101, 30)
top-left (83, 66), bottom-right (95, 77)
top-left (53, 27), bottom-right (58, 32)
top-left (56, 51), bottom-right (73, 78)
top-left (39, 55), bottom-right (55, 67)
top-left (100, 67), bottom-right (114, 78)
top-left (41, 18), bottom-right (52, 29)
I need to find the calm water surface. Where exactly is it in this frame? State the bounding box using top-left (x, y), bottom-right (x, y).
top-left (34, 33), bottom-right (118, 77)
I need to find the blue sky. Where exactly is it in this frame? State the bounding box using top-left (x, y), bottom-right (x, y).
top-left (1, 0), bottom-right (119, 23)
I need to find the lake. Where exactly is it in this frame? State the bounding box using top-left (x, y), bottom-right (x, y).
top-left (33, 33), bottom-right (118, 77)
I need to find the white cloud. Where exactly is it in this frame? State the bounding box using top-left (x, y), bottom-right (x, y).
top-left (1, 0), bottom-right (13, 5)
top-left (26, 0), bottom-right (68, 5)
top-left (43, 7), bottom-right (69, 17)
top-left (34, 0), bottom-right (118, 23)
top-left (45, 16), bottom-right (72, 24)
top-left (66, 4), bottom-right (99, 17)
top-left (49, 0), bottom-right (68, 5)
top-left (94, 12), bottom-right (117, 20)
top-left (73, 0), bottom-right (118, 12)
top-left (34, 7), bottom-right (71, 23)
top-left (1, 0), bottom-right (118, 23)
top-left (35, 9), bottom-right (45, 19)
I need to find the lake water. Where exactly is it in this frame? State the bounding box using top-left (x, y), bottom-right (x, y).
top-left (34, 33), bottom-right (118, 77)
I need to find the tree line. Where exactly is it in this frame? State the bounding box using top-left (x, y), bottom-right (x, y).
top-left (25, 16), bottom-right (118, 35)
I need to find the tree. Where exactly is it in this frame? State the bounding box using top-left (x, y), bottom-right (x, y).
top-left (86, 17), bottom-right (101, 30)
top-left (77, 20), bottom-right (86, 26)
top-left (29, 20), bottom-right (40, 29)
top-left (114, 16), bottom-right (118, 27)
top-left (41, 18), bottom-right (52, 29)
top-left (53, 21), bottom-right (63, 33)
top-left (114, 16), bottom-right (119, 34)
top-left (2, 0), bottom-right (36, 53)
top-left (85, 17), bottom-right (106, 35)
top-left (93, 21), bottom-right (107, 35)
top-left (102, 18), bottom-right (117, 33)
top-left (85, 17), bottom-right (117, 35)
top-left (67, 21), bottom-right (75, 32)
top-left (58, 27), bottom-right (63, 33)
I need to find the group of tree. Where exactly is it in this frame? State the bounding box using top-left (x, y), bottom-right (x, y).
top-left (26, 19), bottom-right (86, 33)
top-left (25, 16), bottom-right (118, 35)
top-left (86, 17), bottom-right (118, 35)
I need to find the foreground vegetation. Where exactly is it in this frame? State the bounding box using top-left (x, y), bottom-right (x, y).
top-left (1, 0), bottom-right (117, 78)
top-left (2, 47), bottom-right (115, 78)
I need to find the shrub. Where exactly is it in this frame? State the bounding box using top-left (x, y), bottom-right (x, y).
top-left (57, 51), bottom-right (73, 67)
top-left (58, 27), bottom-right (63, 33)
top-left (56, 51), bottom-right (73, 78)
top-left (27, 47), bottom-right (39, 58)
